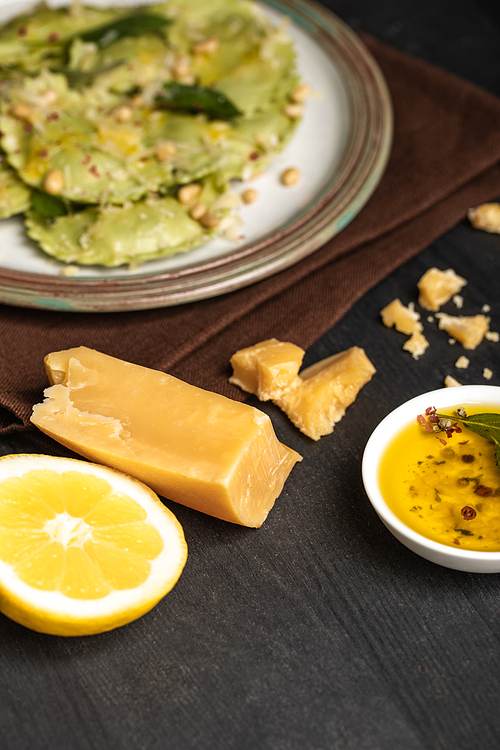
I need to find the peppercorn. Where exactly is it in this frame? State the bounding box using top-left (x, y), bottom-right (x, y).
top-left (461, 506), bottom-right (477, 520)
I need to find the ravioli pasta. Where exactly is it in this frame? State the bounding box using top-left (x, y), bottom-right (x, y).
top-left (0, 0), bottom-right (303, 267)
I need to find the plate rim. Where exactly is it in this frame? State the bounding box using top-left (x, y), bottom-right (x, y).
top-left (0, 0), bottom-right (393, 312)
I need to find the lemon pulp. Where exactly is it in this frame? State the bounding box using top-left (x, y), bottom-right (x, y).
top-left (0, 455), bottom-right (187, 635)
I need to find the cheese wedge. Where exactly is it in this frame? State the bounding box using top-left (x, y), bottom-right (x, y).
top-left (275, 346), bottom-right (376, 440)
top-left (229, 338), bottom-right (305, 401)
top-left (31, 347), bottom-right (302, 528)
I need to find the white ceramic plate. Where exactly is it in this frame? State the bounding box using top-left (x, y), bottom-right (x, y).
top-left (0, 0), bottom-right (392, 311)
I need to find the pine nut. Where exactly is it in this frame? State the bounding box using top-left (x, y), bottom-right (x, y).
top-left (242, 188), bottom-right (258, 204)
top-left (155, 142), bottom-right (177, 162)
top-left (290, 83), bottom-right (311, 103)
top-left (281, 167), bottom-right (300, 186)
top-left (283, 103), bottom-right (303, 119)
top-left (200, 212), bottom-right (220, 228)
top-left (10, 102), bottom-right (32, 120)
top-left (113, 105), bottom-right (133, 123)
top-left (43, 169), bottom-right (65, 195)
top-left (189, 201), bottom-right (208, 220)
top-left (178, 183), bottom-right (202, 205)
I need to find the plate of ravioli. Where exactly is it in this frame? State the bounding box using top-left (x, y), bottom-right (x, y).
top-left (0, 0), bottom-right (392, 311)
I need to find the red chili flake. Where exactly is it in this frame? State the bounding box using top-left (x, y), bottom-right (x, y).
top-left (89, 165), bottom-right (101, 178)
top-left (38, 149), bottom-right (48, 159)
top-left (249, 151), bottom-right (260, 161)
top-left (428, 415), bottom-right (439, 423)
top-left (461, 506), bottom-right (477, 520)
top-left (46, 112), bottom-right (59, 121)
top-left (455, 426), bottom-right (462, 434)
top-left (437, 437), bottom-right (447, 445)
top-left (425, 406), bottom-right (436, 415)
top-left (474, 484), bottom-right (492, 497)
top-left (81, 155), bottom-right (91, 165)
top-left (47, 32), bottom-right (60, 42)
top-left (459, 440), bottom-right (469, 445)
top-left (23, 123), bottom-right (32, 132)
top-left (417, 414), bottom-right (426, 425)
top-left (453, 539), bottom-right (461, 545)
top-left (18, 26), bottom-right (27, 37)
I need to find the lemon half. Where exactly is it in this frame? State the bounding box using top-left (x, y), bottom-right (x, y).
top-left (0, 454), bottom-right (187, 636)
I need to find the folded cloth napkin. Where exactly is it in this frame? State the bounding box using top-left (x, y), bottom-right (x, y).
top-left (1, 34), bottom-right (500, 438)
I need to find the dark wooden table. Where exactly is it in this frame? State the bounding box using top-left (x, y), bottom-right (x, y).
top-left (1, 1), bottom-right (500, 749)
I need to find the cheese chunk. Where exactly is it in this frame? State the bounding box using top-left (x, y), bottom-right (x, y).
top-left (381, 298), bottom-right (422, 335)
top-left (229, 338), bottom-right (304, 401)
top-left (31, 347), bottom-right (302, 528)
top-left (275, 347), bottom-right (376, 441)
top-left (402, 331), bottom-right (429, 360)
top-left (468, 203), bottom-right (500, 233)
top-left (436, 313), bottom-right (490, 350)
top-left (417, 268), bottom-right (467, 311)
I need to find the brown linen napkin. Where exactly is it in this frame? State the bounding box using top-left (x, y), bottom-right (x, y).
top-left (1, 34), bottom-right (500, 438)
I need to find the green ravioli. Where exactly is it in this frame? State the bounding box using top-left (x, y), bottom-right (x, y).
top-left (0, 0), bottom-right (303, 267)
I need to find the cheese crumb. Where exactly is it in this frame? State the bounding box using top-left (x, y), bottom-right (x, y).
top-left (381, 298), bottom-right (422, 335)
top-left (485, 331), bottom-right (499, 342)
top-left (448, 338), bottom-right (456, 345)
top-left (436, 312), bottom-right (490, 350)
top-left (482, 304), bottom-right (491, 313)
top-left (468, 203), bottom-right (500, 233)
top-left (452, 294), bottom-right (463, 309)
top-left (427, 316), bottom-right (434, 323)
top-left (417, 268), bottom-right (467, 311)
top-left (402, 331), bottom-right (429, 360)
top-left (445, 375), bottom-right (461, 387)
top-left (455, 356), bottom-right (470, 369)
top-left (483, 367), bottom-right (493, 380)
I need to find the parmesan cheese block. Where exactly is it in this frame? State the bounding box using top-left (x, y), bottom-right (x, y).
top-left (31, 347), bottom-right (302, 528)
top-left (275, 347), bottom-right (376, 441)
top-left (229, 338), bottom-right (304, 401)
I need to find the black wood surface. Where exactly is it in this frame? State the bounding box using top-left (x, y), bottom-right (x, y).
top-left (1, 2), bottom-right (500, 749)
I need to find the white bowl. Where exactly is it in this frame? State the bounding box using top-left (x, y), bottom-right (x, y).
top-left (362, 385), bottom-right (500, 573)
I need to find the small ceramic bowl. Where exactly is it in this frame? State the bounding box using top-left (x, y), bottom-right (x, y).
top-left (362, 384), bottom-right (500, 573)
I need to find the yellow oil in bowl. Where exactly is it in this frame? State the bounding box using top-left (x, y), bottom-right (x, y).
top-left (379, 408), bottom-right (500, 552)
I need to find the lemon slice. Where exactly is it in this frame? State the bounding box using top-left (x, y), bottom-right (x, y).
top-left (0, 454), bottom-right (187, 636)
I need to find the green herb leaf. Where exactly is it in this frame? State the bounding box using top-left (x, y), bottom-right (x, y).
top-left (74, 12), bottom-right (171, 49)
top-left (156, 82), bottom-right (243, 120)
top-left (31, 191), bottom-right (68, 218)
